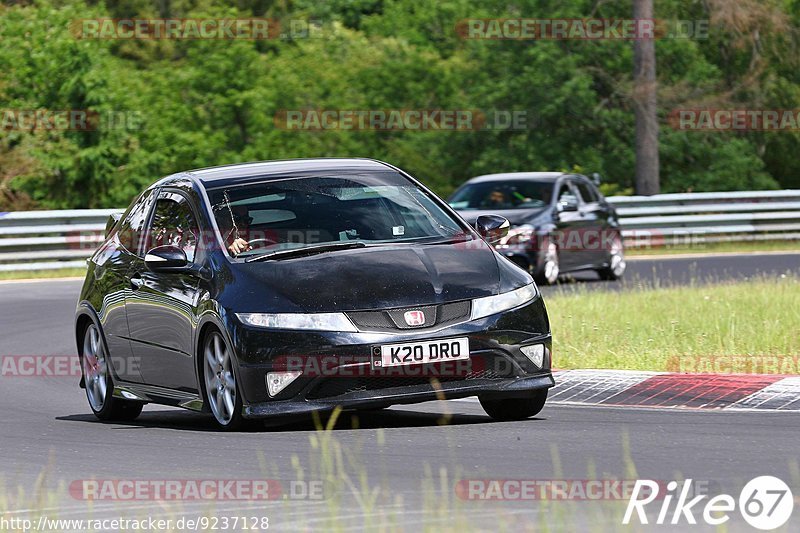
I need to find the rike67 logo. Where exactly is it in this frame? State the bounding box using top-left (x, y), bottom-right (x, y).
top-left (624, 476), bottom-right (794, 530)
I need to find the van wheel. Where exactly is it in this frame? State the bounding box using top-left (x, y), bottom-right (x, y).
top-left (598, 235), bottom-right (626, 281)
top-left (533, 241), bottom-right (559, 285)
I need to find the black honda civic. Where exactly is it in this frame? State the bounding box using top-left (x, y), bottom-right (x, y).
top-left (75, 158), bottom-right (553, 429)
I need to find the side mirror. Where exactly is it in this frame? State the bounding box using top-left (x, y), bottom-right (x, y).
top-left (144, 245), bottom-right (188, 271)
top-left (557, 197), bottom-right (579, 212)
top-left (105, 212), bottom-right (122, 237)
top-left (475, 215), bottom-right (510, 245)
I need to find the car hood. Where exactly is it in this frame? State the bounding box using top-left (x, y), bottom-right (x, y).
top-left (226, 240), bottom-right (502, 313)
top-left (455, 208), bottom-right (547, 226)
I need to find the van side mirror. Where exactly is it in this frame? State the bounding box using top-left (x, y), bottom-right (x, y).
top-left (475, 215), bottom-right (510, 245)
top-left (557, 197), bottom-right (579, 212)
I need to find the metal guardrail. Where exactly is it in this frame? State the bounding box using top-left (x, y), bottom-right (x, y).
top-left (0, 209), bottom-right (119, 272)
top-left (1, 190), bottom-right (799, 271)
top-left (607, 189), bottom-right (800, 248)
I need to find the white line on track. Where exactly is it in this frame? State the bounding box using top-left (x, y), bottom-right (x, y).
top-left (0, 276), bottom-right (84, 284)
top-left (626, 250), bottom-right (800, 261)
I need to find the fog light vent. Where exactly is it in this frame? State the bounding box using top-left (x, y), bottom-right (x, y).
top-left (267, 371), bottom-right (302, 397)
top-left (520, 344), bottom-right (545, 368)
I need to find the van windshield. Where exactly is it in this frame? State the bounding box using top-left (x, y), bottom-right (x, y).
top-left (449, 180), bottom-right (555, 210)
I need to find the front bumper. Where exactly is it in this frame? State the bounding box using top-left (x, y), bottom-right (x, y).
top-left (244, 373), bottom-right (554, 418)
top-left (229, 297), bottom-right (552, 417)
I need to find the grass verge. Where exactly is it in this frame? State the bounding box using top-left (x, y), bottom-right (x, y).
top-left (548, 276), bottom-right (800, 371)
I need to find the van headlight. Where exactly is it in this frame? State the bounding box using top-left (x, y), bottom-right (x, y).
top-left (237, 312), bottom-right (358, 332)
top-left (470, 283), bottom-right (539, 320)
top-left (498, 224), bottom-right (535, 246)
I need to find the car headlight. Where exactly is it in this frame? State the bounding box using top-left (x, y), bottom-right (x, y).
top-left (470, 283), bottom-right (539, 320)
top-left (498, 225), bottom-right (535, 246)
top-left (236, 312), bottom-right (358, 332)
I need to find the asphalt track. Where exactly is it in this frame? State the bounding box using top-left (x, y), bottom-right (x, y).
top-left (1, 253), bottom-right (799, 531)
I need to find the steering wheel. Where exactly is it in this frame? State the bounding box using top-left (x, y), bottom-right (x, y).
top-left (245, 238), bottom-right (277, 249)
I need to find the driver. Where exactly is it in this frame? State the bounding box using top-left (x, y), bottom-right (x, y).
top-left (486, 189), bottom-right (508, 208)
top-left (229, 235), bottom-right (250, 256)
top-left (220, 205), bottom-right (251, 256)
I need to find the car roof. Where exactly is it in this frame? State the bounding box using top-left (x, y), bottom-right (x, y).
top-left (184, 158), bottom-right (395, 188)
top-left (464, 172), bottom-right (567, 184)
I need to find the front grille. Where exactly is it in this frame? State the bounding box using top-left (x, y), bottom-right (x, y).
top-left (438, 300), bottom-right (471, 322)
top-left (347, 300), bottom-right (471, 332)
top-left (344, 311), bottom-right (396, 329)
top-left (307, 370), bottom-right (502, 400)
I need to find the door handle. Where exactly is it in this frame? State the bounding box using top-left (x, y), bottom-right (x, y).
top-left (130, 273), bottom-right (144, 290)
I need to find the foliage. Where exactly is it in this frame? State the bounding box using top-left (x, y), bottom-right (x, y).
top-left (0, 0), bottom-right (797, 209)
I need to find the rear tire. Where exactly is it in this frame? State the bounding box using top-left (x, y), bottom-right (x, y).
top-left (479, 390), bottom-right (548, 421)
top-left (81, 323), bottom-right (144, 421)
top-left (597, 234), bottom-right (626, 281)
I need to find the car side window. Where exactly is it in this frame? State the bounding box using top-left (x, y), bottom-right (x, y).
top-left (117, 189), bottom-right (155, 255)
top-left (573, 180), bottom-right (598, 204)
top-left (147, 193), bottom-right (200, 263)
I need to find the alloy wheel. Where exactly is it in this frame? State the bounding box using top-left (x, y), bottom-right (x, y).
top-left (82, 324), bottom-right (108, 412)
top-left (203, 332), bottom-right (238, 426)
top-left (609, 236), bottom-right (626, 277)
top-left (543, 241), bottom-right (560, 284)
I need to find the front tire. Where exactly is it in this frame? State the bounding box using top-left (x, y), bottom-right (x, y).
top-left (533, 240), bottom-right (559, 285)
top-left (81, 323), bottom-right (143, 421)
top-left (202, 330), bottom-right (244, 430)
top-left (479, 390), bottom-right (548, 421)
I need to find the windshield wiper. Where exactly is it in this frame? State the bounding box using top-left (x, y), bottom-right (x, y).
top-left (245, 241), bottom-right (367, 263)
top-left (418, 234), bottom-right (474, 245)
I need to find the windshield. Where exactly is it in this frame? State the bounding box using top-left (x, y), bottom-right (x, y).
top-left (448, 180), bottom-right (554, 210)
top-left (208, 172), bottom-right (468, 258)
